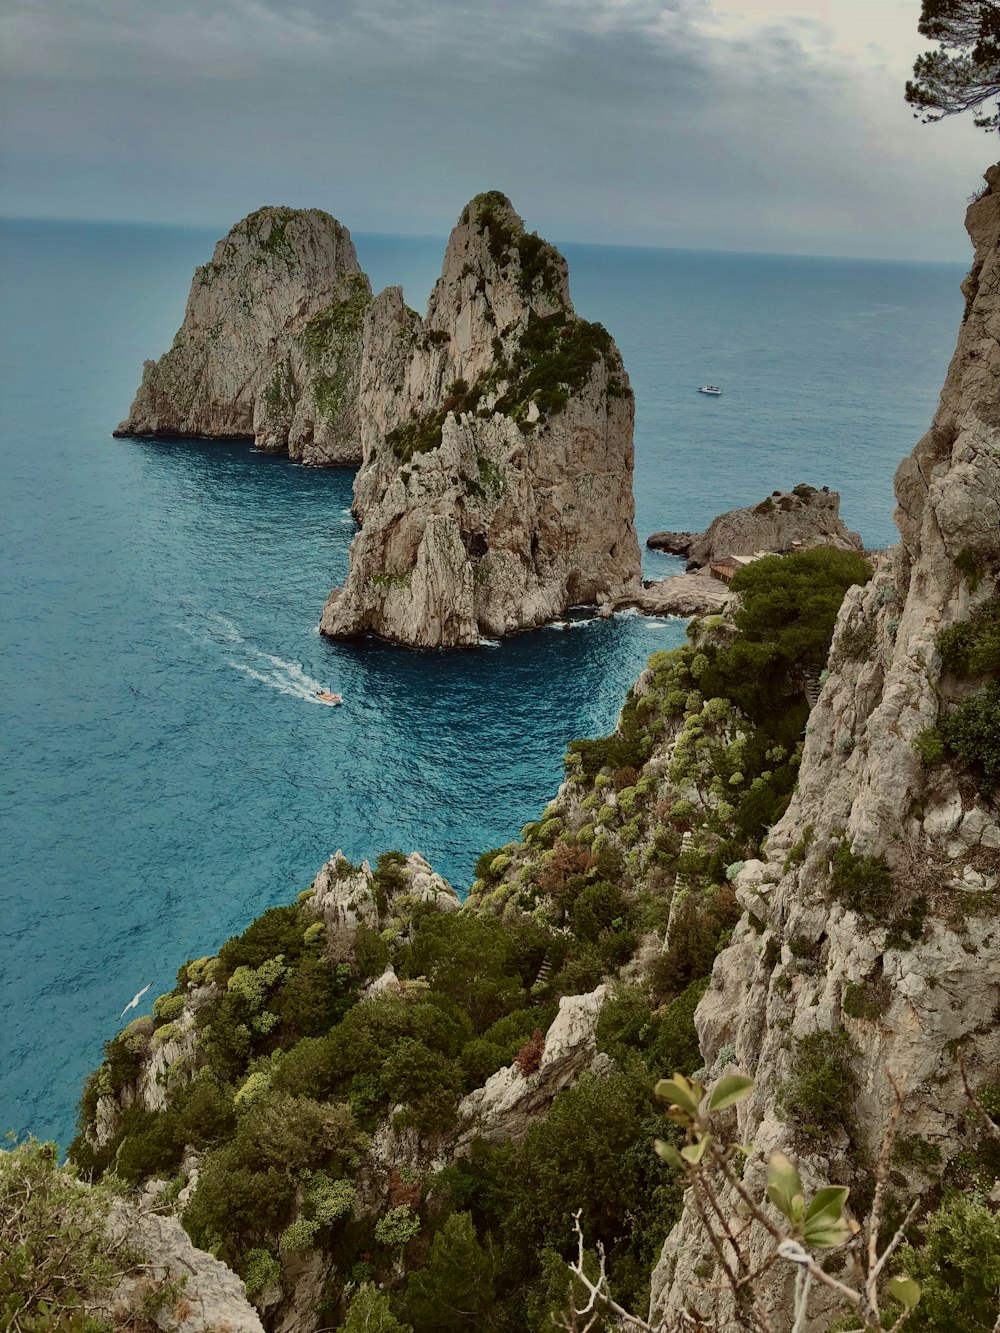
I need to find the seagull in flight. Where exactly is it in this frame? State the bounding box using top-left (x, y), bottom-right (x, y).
top-left (119, 981), bottom-right (153, 1020)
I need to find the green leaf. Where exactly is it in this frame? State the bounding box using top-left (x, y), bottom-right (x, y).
top-left (680, 1134), bottom-right (712, 1165)
top-left (706, 1073), bottom-right (754, 1113)
top-left (766, 1150), bottom-right (804, 1222)
top-left (654, 1075), bottom-right (703, 1115)
top-left (804, 1185), bottom-right (849, 1227)
top-left (803, 1216), bottom-right (852, 1249)
top-left (654, 1139), bottom-right (684, 1169)
top-left (889, 1275), bottom-right (921, 1309)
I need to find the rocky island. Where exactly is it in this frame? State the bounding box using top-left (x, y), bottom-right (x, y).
top-left (631, 484), bottom-right (864, 618)
top-left (319, 192), bottom-right (642, 648)
top-left (114, 207), bottom-right (372, 465)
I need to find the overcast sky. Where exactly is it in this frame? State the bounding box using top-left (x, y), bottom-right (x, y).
top-left (0, 0), bottom-right (994, 259)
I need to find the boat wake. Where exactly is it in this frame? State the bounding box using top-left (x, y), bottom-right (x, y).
top-left (177, 611), bottom-right (335, 704)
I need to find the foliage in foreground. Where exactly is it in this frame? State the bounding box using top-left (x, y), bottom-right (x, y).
top-left (1, 1137), bottom-right (132, 1333)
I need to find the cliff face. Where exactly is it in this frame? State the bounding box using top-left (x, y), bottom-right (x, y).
top-left (114, 207), bottom-right (371, 465)
top-left (651, 165), bottom-right (1000, 1329)
top-left (319, 192), bottom-right (641, 647)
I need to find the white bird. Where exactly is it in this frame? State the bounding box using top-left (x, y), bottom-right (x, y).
top-left (119, 981), bottom-right (153, 1020)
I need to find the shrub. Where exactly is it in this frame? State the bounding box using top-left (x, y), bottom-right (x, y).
top-left (216, 905), bottom-right (309, 983)
top-left (383, 1038), bottom-right (464, 1135)
top-left (242, 1246), bottom-right (281, 1298)
top-left (780, 1030), bottom-right (854, 1140)
top-left (474, 847), bottom-right (508, 881)
top-left (897, 1193), bottom-right (1000, 1331)
top-left (915, 728), bottom-right (946, 765)
top-left (652, 888), bottom-right (739, 1002)
top-left (0, 1137), bottom-right (139, 1327)
top-left (647, 977), bottom-right (710, 1075)
top-left (182, 1143), bottom-right (296, 1262)
top-left (375, 1205), bottom-right (421, 1249)
top-left (113, 1106), bottom-right (181, 1184)
top-left (271, 955), bottom-right (354, 1040)
top-left (731, 547), bottom-right (872, 674)
top-left (153, 993), bottom-right (185, 1024)
top-left (937, 598), bottom-right (1000, 676)
top-left (233, 1092), bottom-right (359, 1173)
top-left (842, 976), bottom-right (891, 1022)
top-left (513, 1029), bottom-right (545, 1076)
top-left (829, 845), bottom-right (894, 922)
top-left (955, 546), bottom-right (983, 591)
top-left (482, 1067), bottom-right (682, 1299)
top-left (886, 896), bottom-right (929, 951)
top-left (400, 913), bottom-right (523, 1033)
top-left (939, 685), bottom-right (1000, 792)
top-left (570, 880), bottom-right (627, 944)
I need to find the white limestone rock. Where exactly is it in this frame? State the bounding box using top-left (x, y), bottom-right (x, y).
top-left (115, 207), bottom-right (371, 464)
top-left (453, 985), bottom-right (607, 1149)
top-left (309, 848), bottom-right (460, 960)
top-left (105, 1200), bottom-right (264, 1333)
top-left (320, 192), bottom-right (641, 647)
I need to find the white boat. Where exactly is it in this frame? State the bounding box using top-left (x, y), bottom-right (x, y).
top-left (698, 385), bottom-right (723, 395)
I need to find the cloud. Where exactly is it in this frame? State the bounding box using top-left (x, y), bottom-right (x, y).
top-left (0, 0), bottom-right (989, 259)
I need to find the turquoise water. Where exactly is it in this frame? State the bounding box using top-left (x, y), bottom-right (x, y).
top-left (0, 218), bottom-right (965, 1146)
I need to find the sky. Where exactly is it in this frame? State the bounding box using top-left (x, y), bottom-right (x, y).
top-left (0, 0), bottom-right (994, 260)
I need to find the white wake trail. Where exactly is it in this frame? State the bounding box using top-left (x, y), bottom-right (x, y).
top-left (184, 610), bottom-right (334, 703)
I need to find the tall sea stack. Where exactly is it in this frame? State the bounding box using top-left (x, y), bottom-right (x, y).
top-left (319, 192), bottom-right (642, 648)
top-left (114, 207), bottom-right (371, 465)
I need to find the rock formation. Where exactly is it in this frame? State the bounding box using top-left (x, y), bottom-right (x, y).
top-left (453, 985), bottom-right (608, 1151)
top-left (648, 485), bottom-right (862, 570)
top-left (114, 207), bottom-right (371, 465)
top-left (104, 1200), bottom-right (265, 1333)
top-left (320, 191), bottom-right (641, 647)
top-left (649, 164), bottom-right (1000, 1330)
top-left (625, 570), bottom-right (733, 617)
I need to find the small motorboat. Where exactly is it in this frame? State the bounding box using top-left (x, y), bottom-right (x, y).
top-left (698, 385), bottom-right (723, 396)
top-left (315, 690), bottom-right (342, 706)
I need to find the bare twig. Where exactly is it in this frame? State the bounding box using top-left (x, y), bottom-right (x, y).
top-left (864, 1072), bottom-right (908, 1322)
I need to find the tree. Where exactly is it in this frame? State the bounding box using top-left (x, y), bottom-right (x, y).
top-left (343, 1284), bottom-right (412, 1333)
top-left (906, 1), bottom-right (1000, 131)
top-left (405, 1212), bottom-right (496, 1332)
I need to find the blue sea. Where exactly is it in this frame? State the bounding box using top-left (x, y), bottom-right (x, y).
top-left (0, 217), bottom-right (965, 1147)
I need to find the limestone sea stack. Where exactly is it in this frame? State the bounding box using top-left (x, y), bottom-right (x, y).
top-left (647, 484), bottom-right (863, 569)
top-left (114, 207), bottom-right (372, 465)
top-left (319, 191), bottom-right (642, 648)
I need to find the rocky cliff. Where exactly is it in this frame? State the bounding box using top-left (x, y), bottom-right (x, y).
top-left (319, 191), bottom-right (641, 647)
top-left (114, 207), bottom-right (371, 465)
top-left (648, 484), bottom-right (863, 569)
top-left (650, 165), bottom-right (1000, 1330)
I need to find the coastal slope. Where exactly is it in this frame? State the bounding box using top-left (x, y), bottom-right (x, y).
top-left (319, 191), bottom-right (642, 647)
top-left (114, 207), bottom-right (371, 465)
top-left (651, 163), bottom-right (1000, 1329)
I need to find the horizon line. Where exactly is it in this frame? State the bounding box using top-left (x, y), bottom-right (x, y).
top-left (0, 211), bottom-right (971, 269)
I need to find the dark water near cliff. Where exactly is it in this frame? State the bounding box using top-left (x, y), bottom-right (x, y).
top-left (0, 218), bottom-right (965, 1145)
